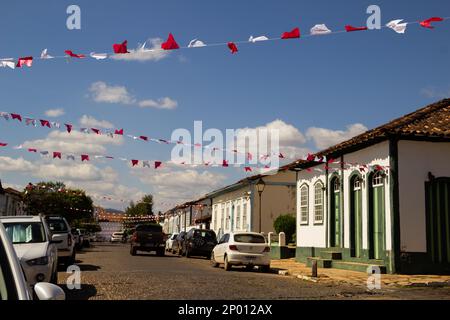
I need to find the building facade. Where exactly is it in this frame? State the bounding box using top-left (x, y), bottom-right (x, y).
top-left (293, 99), bottom-right (450, 274)
top-left (209, 170), bottom-right (297, 239)
top-left (0, 185), bottom-right (26, 217)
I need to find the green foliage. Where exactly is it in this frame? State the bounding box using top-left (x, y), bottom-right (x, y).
top-left (273, 214), bottom-right (296, 244)
top-left (23, 181), bottom-right (94, 225)
top-left (125, 194), bottom-right (153, 216)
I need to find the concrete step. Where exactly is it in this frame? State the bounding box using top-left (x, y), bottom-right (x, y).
top-left (306, 257), bottom-right (332, 268)
top-left (331, 261), bottom-right (387, 274)
top-left (320, 251), bottom-right (342, 260)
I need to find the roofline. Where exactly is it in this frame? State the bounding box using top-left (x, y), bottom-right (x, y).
top-left (290, 99), bottom-right (450, 170)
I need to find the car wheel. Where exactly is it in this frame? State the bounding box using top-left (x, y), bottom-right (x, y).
top-left (50, 267), bottom-right (58, 284)
top-left (130, 246), bottom-right (137, 256)
top-left (260, 265), bottom-right (271, 273)
top-left (157, 248), bottom-right (165, 257)
top-left (224, 256), bottom-right (232, 271)
top-left (210, 253), bottom-right (219, 268)
top-left (245, 265), bottom-right (254, 271)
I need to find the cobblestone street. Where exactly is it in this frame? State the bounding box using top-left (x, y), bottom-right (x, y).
top-left (58, 244), bottom-right (450, 300)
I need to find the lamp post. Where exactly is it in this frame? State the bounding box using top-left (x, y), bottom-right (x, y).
top-left (256, 178), bottom-right (266, 233)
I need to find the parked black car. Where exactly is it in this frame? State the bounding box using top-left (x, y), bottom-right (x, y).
top-left (173, 231), bottom-right (187, 255)
top-left (182, 229), bottom-right (217, 259)
top-left (130, 224), bottom-right (166, 256)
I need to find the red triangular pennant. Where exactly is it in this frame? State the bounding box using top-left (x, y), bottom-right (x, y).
top-left (420, 17), bottom-right (444, 29)
top-left (281, 27), bottom-right (300, 39)
top-left (227, 42), bottom-right (238, 54)
top-left (113, 40), bottom-right (129, 54)
top-left (161, 33), bottom-right (180, 50)
top-left (345, 25), bottom-right (368, 32)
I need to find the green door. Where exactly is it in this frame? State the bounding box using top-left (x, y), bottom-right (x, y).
top-left (350, 177), bottom-right (363, 258)
top-left (426, 178), bottom-right (450, 264)
top-left (333, 190), bottom-right (341, 247)
top-left (371, 184), bottom-right (385, 260)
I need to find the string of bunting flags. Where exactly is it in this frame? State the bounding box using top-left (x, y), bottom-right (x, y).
top-left (0, 138), bottom-right (390, 174)
top-left (0, 16), bottom-right (448, 70)
top-left (0, 111), bottom-right (275, 160)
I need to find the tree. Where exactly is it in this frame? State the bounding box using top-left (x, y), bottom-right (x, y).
top-left (125, 194), bottom-right (153, 216)
top-left (23, 181), bottom-right (94, 225)
top-left (273, 214), bottom-right (296, 244)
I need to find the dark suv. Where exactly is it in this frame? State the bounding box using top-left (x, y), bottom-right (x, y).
top-left (182, 229), bottom-right (217, 259)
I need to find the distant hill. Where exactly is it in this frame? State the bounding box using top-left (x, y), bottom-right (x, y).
top-left (105, 208), bottom-right (125, 214)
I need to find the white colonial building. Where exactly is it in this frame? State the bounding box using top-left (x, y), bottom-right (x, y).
top-left (292, 99), bottom-right (450, 274)
top-left (208, 170), bottom-right (296, 239)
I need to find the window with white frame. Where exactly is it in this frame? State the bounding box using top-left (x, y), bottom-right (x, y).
top-left (333, 177), bottom-right (340, 193)
top-left (354, 177), bottom-right (362, 191)
top-left (314, 181), bottom-right (324, 224)
top-left (242, 202), bottom-right (248, 230)
top-left (299, 185), bottom-right (309, 225)
top-left (220, 204), bottom-right (225, 230)
top-left (372, 171), bottom-right (384, 187)
top-left (225, 204), bottom-right (230, 230)
top-left (213, 205), bottom-right (218, 230)
top-left (236, 204), bottom-right (241, 231)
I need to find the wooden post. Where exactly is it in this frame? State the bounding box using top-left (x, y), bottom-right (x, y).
top-left (311, 260), bottom-right (318, 278)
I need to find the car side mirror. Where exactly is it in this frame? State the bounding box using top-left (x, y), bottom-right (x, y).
top-left (34, 282), bottom-right (66, 300)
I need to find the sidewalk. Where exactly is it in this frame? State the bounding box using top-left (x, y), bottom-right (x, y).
top-left (271, 259), bottom-right (450, 288)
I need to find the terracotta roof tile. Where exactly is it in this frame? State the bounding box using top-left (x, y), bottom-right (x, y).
top-left (315, 98), bottom-right (450, 157)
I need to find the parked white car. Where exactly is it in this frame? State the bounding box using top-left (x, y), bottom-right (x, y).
top-left (0, 216), bottom-right (59, 287)
top-left (0, 221), bottom-right (65, 300)
top-left (211, 232), bottom-right (271, 272)
top-left (110, 232), bottom-right (124, 243)
top-left (44, 216), bottom-right (76, 267)
top-left (165, 233), bottom-right (178, 252)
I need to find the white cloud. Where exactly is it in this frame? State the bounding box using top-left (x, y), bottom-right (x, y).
top-left (111, 38), bottom-right (170, 62)
top-left (89, 81), bottom-right (178, 110)
top-left (79, 115), bottom-right (114, 129)
top-left (231, 119), bottom-right (309, 160)
top-left (138, 97), bottom-right (178, 110)
top-left (23, 130), bottom-right (123, 155)
top-left (0, 155), bottom-right (143, 209)
top-left (137, 169), bottom-right (226, 203)
top-left (89, 81), bottom-right (136, 105)
top-left (0, 156), bottom-right (35, 172)
top-left (45, 108), bottom-right (65, 117)
top-left (306, 123), bottom-right (367, 150)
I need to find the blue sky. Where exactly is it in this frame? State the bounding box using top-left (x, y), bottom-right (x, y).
top-left (0, 0), bottom-right (449, 211)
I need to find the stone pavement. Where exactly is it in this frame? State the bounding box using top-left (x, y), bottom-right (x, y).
top-left (271, 259), bottom-right (450, 288)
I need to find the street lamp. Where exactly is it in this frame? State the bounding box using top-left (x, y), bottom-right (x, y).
top-left (256, 178), bottom-right (266, 233)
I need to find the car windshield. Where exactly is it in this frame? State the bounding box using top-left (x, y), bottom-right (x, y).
top-left (4, 222), bottom-right (46, 244)
top-left (45, 218), bottom-right (68, 233)
top-left (193, 230), bottom-right (216, 240)
top-left (234, 234), bottom-right (266, 244)
top-left (136, 225), bottom-right (162, 232)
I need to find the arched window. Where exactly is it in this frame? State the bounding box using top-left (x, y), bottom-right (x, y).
top-left (372, 171), bottom-right (384, 187)
top-left (314, 181), bottom-right (324, 224)
top-left (299, 184), bottom-right (309, 225)
top-left (353, 177), bottom-right (362, 191)
top-left (333, 177), bottom-right (341, 193)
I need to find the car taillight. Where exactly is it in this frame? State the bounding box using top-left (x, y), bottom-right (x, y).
top-left (68, 234), bottom-right (72, 247)
top-left (131, 232), bottom-right (137, 241)
top-left (229, 245), bottom-right (238, 251)
top-left (263, 246), bottom-right (270, 252)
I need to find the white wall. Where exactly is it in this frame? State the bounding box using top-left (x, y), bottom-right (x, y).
top-left (398, 140), bottom-right (450, 253)
top-left (211, 196), bottom-right (251, 236)
top-left (296, 141), bottom-right (392, 251)
top-left (297, 169), bottom-right (327, 248)
top-left (343, 141), bottom-right (391, 251)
